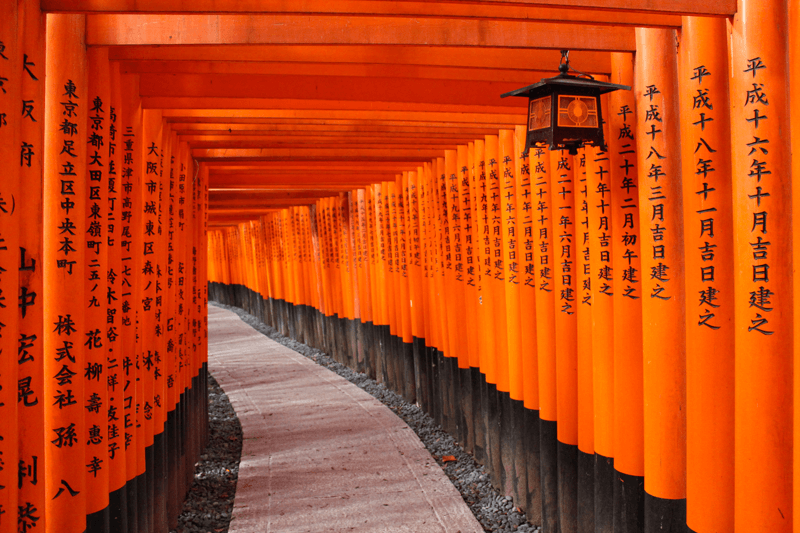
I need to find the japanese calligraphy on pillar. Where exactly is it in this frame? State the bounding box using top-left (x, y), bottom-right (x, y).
top-left (105, 73), bottom-right (125, 488)
top-left (578, 152), bottom-right (591, 307)
top-left (685, 61), bottom-right (732, 331)
top-left (553, 152), bottom-right (576, 315)
top-left (44, 16), bottom-right (89, 527)
top-left (611, 101), bottom-right (641, 302)
top-left (140, 112), bottom-right (161, 447)
top-left (119, 140), bottom-right (134, 462)
top-left (738, 57), bottom-right (776, 335)
top-left (588, 147), bottom-right (613, 301)
top-left (533, 148), bottom-right (553, 294)
top-left (84, 51), bottom-right (109, 500)
top-left (17, 2), bottom-right (45, 528)
top-left (0, 6), bottom-right (20, 531)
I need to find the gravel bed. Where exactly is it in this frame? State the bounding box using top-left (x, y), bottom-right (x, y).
top-left (209, 301), bottom-right (540, 533)
top-left (170, 373), bottom-right (243, 533)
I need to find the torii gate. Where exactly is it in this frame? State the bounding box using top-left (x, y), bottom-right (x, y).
top-left (0, 1), bottom-right (797, 533)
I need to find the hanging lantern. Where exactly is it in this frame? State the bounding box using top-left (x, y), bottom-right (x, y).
top-left (502, 50), bottom-right (630, 155)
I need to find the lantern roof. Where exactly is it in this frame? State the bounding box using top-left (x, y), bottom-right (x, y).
top-left (501, 72), bottom-right (631, 100)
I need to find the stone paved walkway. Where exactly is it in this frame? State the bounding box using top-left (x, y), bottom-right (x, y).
top-left (208, 305), bottom-right (483, 533)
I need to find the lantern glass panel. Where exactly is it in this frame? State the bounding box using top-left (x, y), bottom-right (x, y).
top-left (528, 95), bottom-right (551, 131)
top-left (557, 95), bottom-right (598, 128)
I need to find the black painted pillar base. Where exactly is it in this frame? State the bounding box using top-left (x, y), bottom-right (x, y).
top-left (136, 471), bottom-right (149, 533)
top-left (459, 366), bottom-right (474, 455)
top-left (539, 419), bottom-right (560, 533)
top-left (499, 391), bottom-right (515, 497)
top-left (471, 368), bottom-right (486, 465)
top-left (577, 449), bottom-right (595, 533)
top-left (486, 382), bottom-right (501, 491)
top-left (510, 398), bottom-right (528, 512)
top-left (109, 485), bottom-right (128, 533)
top-left (412, 337), bottom-right (427, 410)
top-left (644, 493), bottom-right (686, 533)
top-left (346, 318), bottom-right (358, 369)
top-left (127, 475), bottom-right (139, 533)
top-left (594, 454), bottom-right (614, 533)
top-left (557, 440), bottom-right (578, 533)
top-left (613, 469), bottom-right (645, 533)
top-left (86, 506), bottom-right (110, 533)
top-left (523, 408), bottom-right (542, 524)
top-left (154, 429), bottom-right (168, 533)
top-left (402, 340), bottom-right (416, 404)
top-left (430, 348), bottom-right (442, 428)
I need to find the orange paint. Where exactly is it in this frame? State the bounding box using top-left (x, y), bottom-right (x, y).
top-left (84, 46), bottom-right (110, 515)
top-left (514, 126), bottom-right (539, 410)
top-left (550, 148), bottom-right (578, 446)
top-left (576, 148), bottom-right (594, 456)
top-left (679, 16), bottom-right (734, 533)
top-left (119, 72), bottom-right (145, 481)
top-left (608, 52), bottom-right (643, 477)
top-left (500, 130), bottom-right (522, 399)
top-left (729, 0), bottom-right (793, 529)
top-left (486, 135), bottom-right (509, 391)
top-left (0, 3), bottom-right (20, 531)
top-left (457, 147), bottom-right (479, 368)
top-left (531, 146), bottom-right (556, 421)
top-left (635, 27), bottom-right (686, 500)
top-left (473, 140), bottom-right (497, 383)
top-left (43, 14), bottom-right (88, 531)
top-left (17, 0), bottom-right (47, 526)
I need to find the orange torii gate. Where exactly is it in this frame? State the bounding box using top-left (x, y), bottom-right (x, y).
top-left (1, 1), bottom-right (799, 533)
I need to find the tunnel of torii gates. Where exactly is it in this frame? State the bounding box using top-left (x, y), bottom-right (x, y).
top-left (2, 0), bottom-right (800, 533)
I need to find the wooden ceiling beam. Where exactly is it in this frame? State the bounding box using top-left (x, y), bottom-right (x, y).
top-left (43, 0), bottom-right (732, 18)
top-left (193, 147), bottom-right (445, 161)
top-left (109, 45), bottom-right (614, 72)
top-left (182, 134), bottom-right (479, 143)
top-left (144, 97), bottom-right (528, 116)
top-left (120, 61), bottom-right (584, 83)
top-left (87, 15), bottom-right (635, 51)
top-left (138, 73), bottom-right (528, 108)
top-left (203, 161), bottom-right (416, 170)
top-left (171, 123), bottom-right (507, 135)
top-left (163, 108), bottom-right (525, 125)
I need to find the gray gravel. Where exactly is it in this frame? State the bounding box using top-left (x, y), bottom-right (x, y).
top-left (170, 372), bottom-right (242, 533)
top-left (209, 301), bottom-right (540, 533)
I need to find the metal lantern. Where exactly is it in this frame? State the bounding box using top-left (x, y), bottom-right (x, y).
top-left (502, 50), bottom-right (630, 155)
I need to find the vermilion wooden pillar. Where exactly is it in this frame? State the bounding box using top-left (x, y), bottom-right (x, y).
top-left (44, 14), bottom-right (88, 533)
top-left (679, 16), bottom-right (734, 533)
top-left (139, 108), bottom-right (163, 533)
top-left (607, 51), bottom-right (645, 533)
top-left (575, 147), bottom-right (594, 533)
top-left (460, 152), bottom-right (479, 372)
top-left (0, 4), bottom-right (20, 532)
top-left (84, 46), bottom-right (111, 531)
top-left (586, 138), bottom-right (611, 527)
top-left (531, 145), bottom-right (558, 533)
top-left (514, 125), bottom-right (542, 522)
top-left (634, 27), bottom-right (687, 530)
top-left (106, 60), bottom-right (127, 533)
top-left (792, 2), bottom-right (800, 529)
top-left (513, 127), bottom-right (538, 413)
top-left (17, 1), bottom-right (46, 531)
top-left (729, 0), bottom-right (793, 531)
top-left (488, 139), bottom-right (509, 392)
top-left (499, 130), bottom-right (526, 504)
top-left (550, 148), bottom-right (578, 533)
top-left (118, 72), bottom-right (144, 533)
top-left (474, 140), bottom-right (497, 386)
top-left (500, 131), bottom-right (522, 402)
